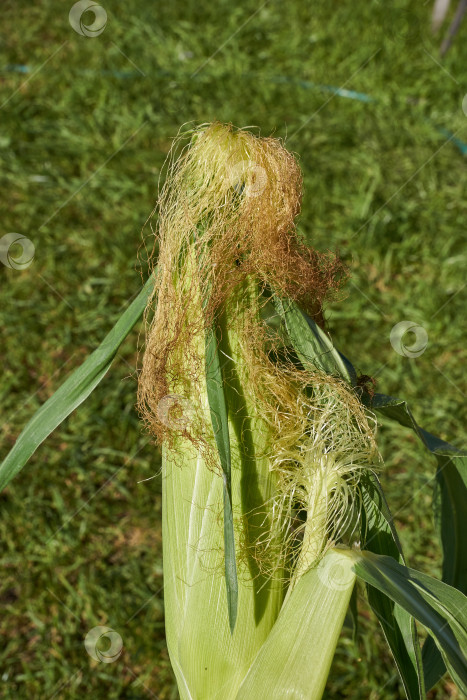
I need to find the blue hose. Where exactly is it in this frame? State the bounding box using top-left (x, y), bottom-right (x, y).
top-left (3, 63), bottom-right (466, 156)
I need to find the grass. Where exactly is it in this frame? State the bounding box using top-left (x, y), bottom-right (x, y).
top-left (0, 0), bottom-right (466, 697)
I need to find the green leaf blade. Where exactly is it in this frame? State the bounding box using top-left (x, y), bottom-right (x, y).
top-left (349, 550), bottom-right (467, 696)
top-left (205, 323), bottom-right (238, 633)
top-left (360, 474), bottom-right (424, 700)
top-left (0, 277), bottom-right (154, 492)
top-left (371, 393), bottom-right (467, 690)
top-left (273, 296), bottom-right (356, 385)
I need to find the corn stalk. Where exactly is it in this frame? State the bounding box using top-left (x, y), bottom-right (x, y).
top-left (1, 122), bottom-right (466, 700)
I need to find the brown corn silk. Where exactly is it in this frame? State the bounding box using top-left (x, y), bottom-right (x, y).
top-left (137, 123), bottom-right (378, 697)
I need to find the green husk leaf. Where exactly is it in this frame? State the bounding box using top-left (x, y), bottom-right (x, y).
top-left (347, 549), bottom-right (467, 696)
top-left (360, 473), bottom-right (424, 700)
top-left (0, 276), bottom-right (154, 493)
top-left (205, 322), bottom-right (238, 633)
top-left (273, 296), bottom-right (356, 385)
top-left (236, 548), bottom-right (356, 700)
top-left (162, 398), bottom-right (283, 700)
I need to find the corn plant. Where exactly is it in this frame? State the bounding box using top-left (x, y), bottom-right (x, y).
top-left (1, 122), bottom-right (466, 700)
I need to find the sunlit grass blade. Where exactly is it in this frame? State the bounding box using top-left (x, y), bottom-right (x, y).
top-left (0, 277), bottom-right (154, 493)
top-left (346, 549), bottom-right (467, 696)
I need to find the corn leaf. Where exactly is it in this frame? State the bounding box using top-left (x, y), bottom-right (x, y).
top-left (370, 393), bottom-right (467, 689)
top-left (236, 548), bottom-right (356, 700)
top-left (205, 322), bottom-right (238, 633)
top-left (349, 550), bottom-right (467, 696)
top-left (422, 451), bottom-right (467, 689)
top-left (0, 277), bottom-right (154, 493)
top-left (360, 474), bottom-right (424, 700)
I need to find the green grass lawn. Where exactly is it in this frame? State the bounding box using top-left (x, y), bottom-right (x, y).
top-left (1, 0), bottom-right (466, 697)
